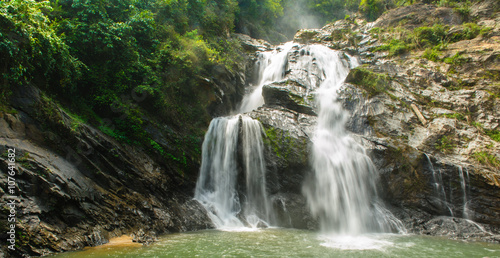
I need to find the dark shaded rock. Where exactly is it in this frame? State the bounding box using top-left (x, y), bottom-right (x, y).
top-left (249, 107), bottom-right (313, 195)
top-left (262, 81), bottom-right (316, 116)
top-left (272, 193), bottom-right (318, 230)
top-left (245, 106), bottom-right (317, 229)
top-left (207, 64), bottom-right (247, 117)
top-left (10, 83), bottom-right (41, 115)
top-left (396, 207), bottom-right (500, 242)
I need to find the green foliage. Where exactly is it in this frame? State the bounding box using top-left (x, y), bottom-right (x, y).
top-left (0, 0), bottom-right (249, 154)
top-left (0, 0), bottom-right (345, 174)
top-left (485, 129), bottom-right (500, 142)
top-left (150, 140), bottom-right (165, 155)
top-left (443, 52), bottom-right (467, 66)
top-left (375, 39), bottom-right (408, 56)
top-left (0, 0), bottom-right (82, 96)
top-left (359, 0), bottom-right (389, 21)
top-left (374, 22), bottom-right (490, 59)
top-left (473, 151), bottom-right (500, 168)
top-left (441, 112), bottom-right (465, 121)
top-left (471, 122), bottom-right (500, 142)
top-left (263, 126), bottom-right (305, 161)
top-left (422, 48), bottom-right (441, 62)
top-left (235, 0), bottom-right (286, 42)
top-left (309, 0), bottom-right (349, 22)
top-left (449, 23), bottom-right (491, 42)
top-left (394, 0), bottom-right (415, 7)
top-left (435, 135), bottom-right (455, 153)
top-left (413, 24), bottom-right (447, 48)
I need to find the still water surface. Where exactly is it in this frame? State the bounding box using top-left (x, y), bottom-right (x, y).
top-left (52, 228), bottom-right (500, 257)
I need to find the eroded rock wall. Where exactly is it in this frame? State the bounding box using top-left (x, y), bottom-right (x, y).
top-left (0, 61), bottom-right (247, 256)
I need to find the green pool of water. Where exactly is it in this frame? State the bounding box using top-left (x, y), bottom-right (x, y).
top-left (52, 228), bottom-right (500, 257)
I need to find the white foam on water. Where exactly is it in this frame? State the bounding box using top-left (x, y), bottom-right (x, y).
top-left (319, 234), bottom-right (394, 250)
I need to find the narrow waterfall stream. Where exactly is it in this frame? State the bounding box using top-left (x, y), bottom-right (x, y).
top-left (194, 116), bottom-right (242, 228)
top-left (459, 166), bottom-right (470, 219)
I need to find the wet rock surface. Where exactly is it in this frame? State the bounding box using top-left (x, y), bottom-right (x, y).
top-left (240, 1), bottom-right (500, 243)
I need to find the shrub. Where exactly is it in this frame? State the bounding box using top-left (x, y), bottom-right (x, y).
top-left (435, 135), bottom-right (456, 153)
top-left (485, 129), bottom-right (500, 142)
top-left (359, 0), bottom-right (387, 21)
top-left (443, 52), bottom-right (467, 66)
top-left (473, 151), bottom-right (500, 168)
top-left (413, 24), bottom-right (447, 48)
top-left (375, 39), bottom-right (409, 56)
top-left (422, 48), bottom-right (442, 62)
top-left (0, 0), bottom-right (82, 95)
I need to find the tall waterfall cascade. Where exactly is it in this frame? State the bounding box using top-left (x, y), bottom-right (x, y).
top-left (424, 154), bottom-right (473, 220)
top-left (194, 116), bottom-right (273, 229)
top-left (195, 41), bottom-right (403, 234)
top-left (299, 45), bottom-right (398, 234)
top-left (195, 43), bottom-right (295, 229)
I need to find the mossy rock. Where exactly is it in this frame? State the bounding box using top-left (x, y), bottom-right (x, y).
top-left (345, 67), bottom-right (391, 97)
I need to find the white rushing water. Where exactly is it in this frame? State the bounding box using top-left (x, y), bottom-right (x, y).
top-left (196, 42), bottom-right (402, 237)
top-left (241, 116), bottom-right (275, 227)
top-left (458, 166), bottom-right (470, 219)
top-left (239, 42), bottom-right (294, 113)
top-left (194, 115), bottom-right (273, 229)
top-left (195, 42), bottom-right (295, 229)
top-left (300, 45), bottom-right (395, 235)
top-left (194, 116), bottom-right (243, 228)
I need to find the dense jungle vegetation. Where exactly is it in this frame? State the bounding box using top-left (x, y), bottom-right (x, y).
top-left (0, 0), bottom-right (474, 166)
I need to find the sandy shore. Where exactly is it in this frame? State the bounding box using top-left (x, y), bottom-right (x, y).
top-left (86, 235), bottom-right (143, 249)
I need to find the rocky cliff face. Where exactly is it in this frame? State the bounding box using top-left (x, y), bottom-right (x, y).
top-left (239, 0), bottom-right (500, 241)
top-left (0, 64), bottom-right (247, 256)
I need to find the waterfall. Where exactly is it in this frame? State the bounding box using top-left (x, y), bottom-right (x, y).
top-left (194, 43), bottom-right (292, 229)
top-left (194, 115), bottom-right (274, 228)
top-left (196, 42), bottom-right (400, 234)
top-left (425, 154), bottom-right (454, 216)
top-left (302, 45), bottom-right (393, 234)
top-left (241, 116), bottom-right (275, 227)
top-left (239, 42), bottom-right (294, 113)
top-left (194, 116), bottom-right (243, 228)
top-left (458, 166), bottom-right (470, 219)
